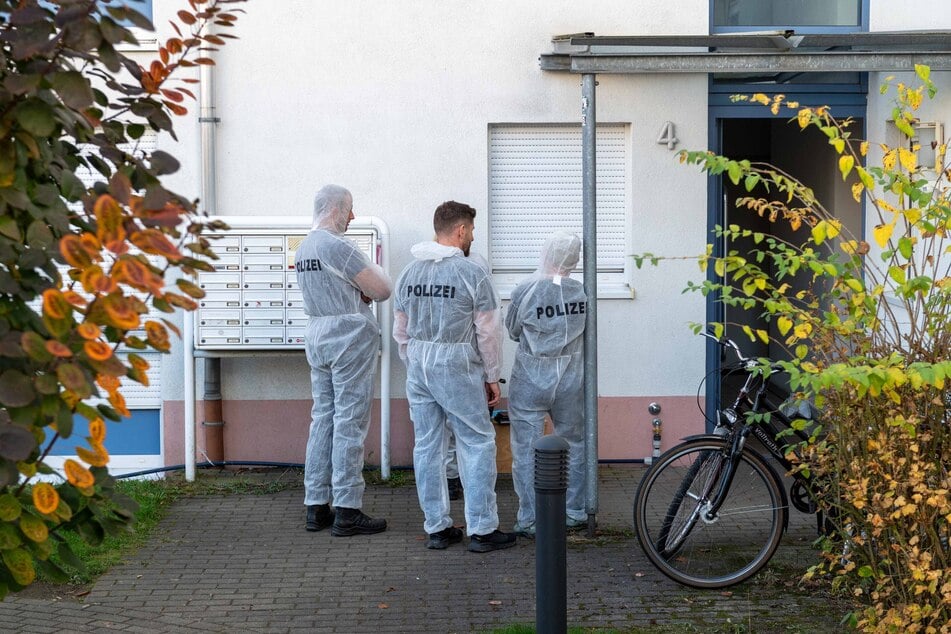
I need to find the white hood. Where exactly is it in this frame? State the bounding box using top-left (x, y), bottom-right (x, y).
top-left (410, 241), bottom-right (462, 262)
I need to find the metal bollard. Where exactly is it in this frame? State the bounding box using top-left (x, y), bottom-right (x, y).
top-left (535, 435), bottom-right (569, 634)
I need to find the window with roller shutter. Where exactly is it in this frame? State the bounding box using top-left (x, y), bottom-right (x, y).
top-left (487, 123), bottom-right (631, 297)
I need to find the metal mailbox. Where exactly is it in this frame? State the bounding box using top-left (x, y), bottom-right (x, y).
top-left (194, 219), bottom-right (381, 350)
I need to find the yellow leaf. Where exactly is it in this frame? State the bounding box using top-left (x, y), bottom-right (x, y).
top-left (882, 149), bottom-right (897, 171)
top-left (851, 182), bottom-right (864, 203)
top-left (777, 316), bottom-right (793, 336)
top-left (812, 221), bottom-right (828, 245)
top-left (794, 323), bottom-right (812, 339)
top-left (832, 138), bottom-right (845, 153)
top-left (797, 108), bottom-right (812, 129)
top-left (755, 329), bottom-right (769, 344)
top-left (826, 219), bottom-right (841, 239)
top-left (841, 240), bottom-right (857, 255)
top-left (714, 259), bottom-right (725, 277)
top-left (898, 147), bottom-right (917, 172)
top-left (838, 155), bottom-right (855, 179)
top-left (860, 141), bottom-right (869, 156)
top-left (873, 223), bottom-right (894, 248)
top-left (752, 93), bottom-right (769, 105)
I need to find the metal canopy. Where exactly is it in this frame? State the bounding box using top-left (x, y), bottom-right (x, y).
top-left (540, 30), bottom-right (951, 73)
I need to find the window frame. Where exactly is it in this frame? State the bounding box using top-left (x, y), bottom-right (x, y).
top-left (710, 0), bottom-right (869, 34)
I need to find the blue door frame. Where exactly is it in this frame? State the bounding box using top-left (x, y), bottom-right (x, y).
top-left (704, 80), bottom-right (868, 430)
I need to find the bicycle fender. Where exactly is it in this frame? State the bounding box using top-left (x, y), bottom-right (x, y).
top-left (678, 433), bottom-right (726, 443)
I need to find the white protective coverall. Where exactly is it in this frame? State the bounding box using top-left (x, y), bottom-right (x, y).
top-left (393, 242), bottom-right (503, 536)
top-left (505, 231), bottom-right (587, 529)
top-left (297, 188), bottom-right (392, 510)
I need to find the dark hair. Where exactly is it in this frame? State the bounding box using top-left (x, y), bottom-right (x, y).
top-left (433, 200), bottom-right (476, 235)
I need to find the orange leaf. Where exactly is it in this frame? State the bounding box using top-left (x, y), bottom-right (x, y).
top-left (62, 290), bottom-right (88, 307)
top-left (144, 321), bottom-right (170, 352)
top-left (77, 322), bottom-right (101, 340)
top-left (128, 353), bottom-right (151, 372)
top-left (101, 294), bottom-right (143, 330)
top-left (88, 418), bottom-right (106, 444)
top-left (83, 340), bottom-right (114, 362)
top-left (42, 289), bottom-right (71, 320)
top-left (94, 195), bottom-right (127, 247)
top-left (130, 229), bottom-right (182, 261)
top-left (81, 265), bottom-right (118, 294)
top-left (77, 442), bottom-right (109, 468)
top-left (32, 482), bottom-right (59, 515)
top-left (64, 459), bottom-right (95, 488)
top-left (79, 233), bottom-right (102, 261)
top-left (109, 390), bottom-right (130, 417)
top-left (164, 101), bottom-right (188, 116)
top-left (141, 75), bottom-right (159, 93)
top-left (113, 256), bottom-right (164, 294)
top-left (60, 234), bottom-right (92, 268)
top-left (160, 88), bottom-right (184, 103)
top-left (165, 292), bottom-right (198, 311)
top-left (45, 340), bottom-right (73, 358)
top-left (96, 374), bottom-right (121, 394)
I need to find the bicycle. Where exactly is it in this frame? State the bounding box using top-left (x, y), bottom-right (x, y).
top-left (633, 330), bottom-right (823, 588)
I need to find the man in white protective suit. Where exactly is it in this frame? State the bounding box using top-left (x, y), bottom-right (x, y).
top-left (505, 231), bottom-right (588, 538)
top-left (393, 201), bottom-right (517, 552)
top-left (296, 184), bottom-right (393, 536)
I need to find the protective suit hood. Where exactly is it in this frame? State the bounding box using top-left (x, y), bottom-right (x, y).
top-left (410, 241), bottom-right (462, 262)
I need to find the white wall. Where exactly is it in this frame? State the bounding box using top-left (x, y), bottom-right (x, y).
top-left (155, 0), bottom-right (712, 404)
top-left (149, 0), bottom-right (951, 415)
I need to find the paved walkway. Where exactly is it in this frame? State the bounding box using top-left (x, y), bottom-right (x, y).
top-left (0, 465), bottom-right (850, 633)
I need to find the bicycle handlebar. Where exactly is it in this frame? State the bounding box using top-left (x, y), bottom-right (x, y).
top-left (700, 329), bottom-right (785, 374)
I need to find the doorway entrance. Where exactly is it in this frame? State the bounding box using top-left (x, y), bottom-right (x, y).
top-left (706, 89), bottom-right (866, 423)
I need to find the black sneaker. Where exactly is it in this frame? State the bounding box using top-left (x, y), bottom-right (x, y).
top-left (332, 508), bottom-right (387, 536)
top-left (468, 529), bottom-right (517, 553)
top-left (426, 526), bottom-right (464, 550)
top-left (447, 477), bottom-right (464, 501)
top-left (305, 504), bottom-right (334, 532)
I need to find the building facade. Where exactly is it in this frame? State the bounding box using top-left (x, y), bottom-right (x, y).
top-left (83, 0), bottom-right (951, 475)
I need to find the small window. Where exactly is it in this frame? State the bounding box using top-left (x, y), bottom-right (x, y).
top-left (712, 0), bottom-right (866, 33)
top-left (101, 0), bottom-right (153, 24)
top-left (488, 123), bottom-right (632, 298)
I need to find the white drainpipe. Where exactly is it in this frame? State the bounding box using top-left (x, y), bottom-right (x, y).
top-left (186, 46), bottom-right (219, 481)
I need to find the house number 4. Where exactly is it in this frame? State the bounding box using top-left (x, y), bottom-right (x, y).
top-left (656, 121), bottom-right (679, 150)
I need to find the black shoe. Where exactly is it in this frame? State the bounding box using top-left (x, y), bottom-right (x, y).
top-left (468, 529), bottom-right (517, 553)
top-left (447, 477), bottom-right (463, 501)
top-left (305, 504), bottom-right (334, 532)
top-left (427, 526), bottom-right (464, 550)
top-left (332, 507), bottom-right (387, 536)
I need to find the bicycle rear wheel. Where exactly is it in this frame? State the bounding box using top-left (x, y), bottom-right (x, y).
top-left (634, 438), bottom-right (787, 588)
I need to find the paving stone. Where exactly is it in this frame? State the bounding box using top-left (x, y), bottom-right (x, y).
top-left (0, 465), bottom-right (852, 632)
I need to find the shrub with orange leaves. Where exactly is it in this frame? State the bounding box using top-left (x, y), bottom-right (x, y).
top-left (0, 0), bottom-right (243, 597)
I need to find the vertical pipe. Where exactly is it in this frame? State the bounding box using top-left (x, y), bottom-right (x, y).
top-left (202, 357), bottom-right (224, 463)
top-left (184, 313), bottom-right (195, 481)
top-left (188, 33), bottom-right (221, 481)
top-left (581, 73), bottom-right (599, 536)
top-left (535, 435), bottom-right (569, 634)
top-left (376, 221), bottom-right (392, 479)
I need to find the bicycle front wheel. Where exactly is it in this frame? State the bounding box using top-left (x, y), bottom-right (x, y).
top-left (634, 438), bottom-right (787, 588)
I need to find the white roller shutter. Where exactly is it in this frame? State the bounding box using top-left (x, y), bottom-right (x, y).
top-left (488, 123), bottom-right (630, 295)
